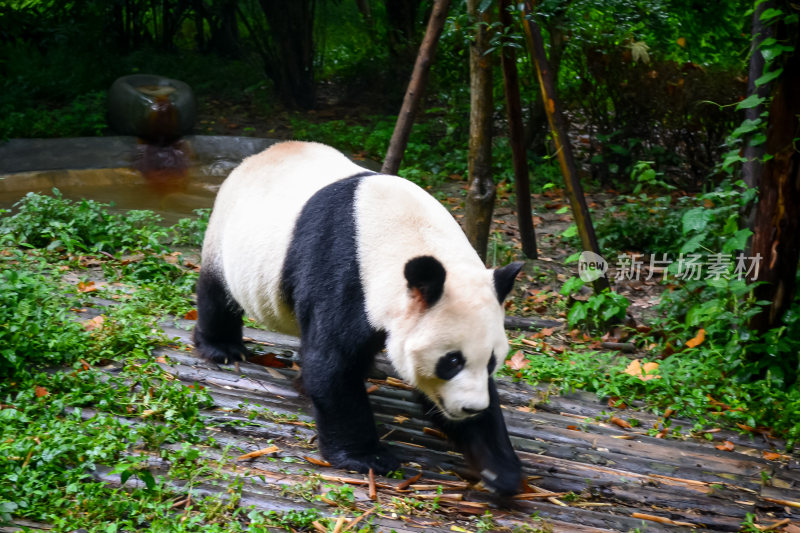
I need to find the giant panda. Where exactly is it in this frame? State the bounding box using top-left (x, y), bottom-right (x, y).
top-left (194, 141), bottom-right (524, 495)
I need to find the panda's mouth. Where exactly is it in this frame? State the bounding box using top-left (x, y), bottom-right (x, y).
top-left (433, 396), bottom-right (474, 421)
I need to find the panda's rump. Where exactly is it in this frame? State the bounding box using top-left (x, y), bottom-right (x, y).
top-left (205, 141), bottom-right (369, 334)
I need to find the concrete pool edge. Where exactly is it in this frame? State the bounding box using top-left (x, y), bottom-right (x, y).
top-left (0, 135), bottom-right (279, 174)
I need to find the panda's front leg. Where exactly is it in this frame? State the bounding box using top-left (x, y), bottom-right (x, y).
top-left (429, 377), bottom-right (522, 495)
top-left (301, 345), bottom-right (401, 475)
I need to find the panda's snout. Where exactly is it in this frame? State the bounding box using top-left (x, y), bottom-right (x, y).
top-left (457, 398), bottom-right (490, 418)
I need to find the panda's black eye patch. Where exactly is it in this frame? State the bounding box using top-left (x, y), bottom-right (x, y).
top-left (436, 351), bottom-right (465, 380)
top-left (487, 354), bottom-right (497, 374)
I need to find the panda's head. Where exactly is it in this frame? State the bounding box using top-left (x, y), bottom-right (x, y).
top-left (386, 256), bottom-right (523, 421)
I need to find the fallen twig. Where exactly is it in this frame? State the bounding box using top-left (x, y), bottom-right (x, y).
top-left (631, 512), bottom-right (696, 528)
top-left (236, 445), bottom-right (279, 461)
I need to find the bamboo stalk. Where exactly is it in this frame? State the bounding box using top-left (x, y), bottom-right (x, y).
top-left (520, 1), bottom-right (610, 293)
top-left (499, 0), bottom-right (538, 259)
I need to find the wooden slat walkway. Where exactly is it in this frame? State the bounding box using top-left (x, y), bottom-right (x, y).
top-left (68, 310), bottom-right (800, 532)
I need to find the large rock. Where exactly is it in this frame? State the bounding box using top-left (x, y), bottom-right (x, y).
top-left (108, 74), bottom-right (196, 143)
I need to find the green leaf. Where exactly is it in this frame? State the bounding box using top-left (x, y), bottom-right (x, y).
top-left (749, 132), bottom-right (767, 147)
top-left (730, 118), bottom-right (762, 138)
top-left (723, 229), bottom-right (752, 253)
top-left (755, 68), bottom-right (782, 87)
top-left (721, 151), bottom-right (746, 170)
top-left (736, 94), bottom-right (765, 111)
top-left (761, 43), bottom-right (794, 62)
top-left (680, 233), bottom-right (705, 254)
top-left (759, 7), bottom-right (783, 22)
top-left (567, 303), bottom-right (587, 327)
top-left (119, 469), bottom-right (133, 485)
top-left (682, 208), bottom-right (712, 235)
top-left (562, 224), bottom-right (578, 238)
top-left (138, 469), bottom-right (156, 491)
top-left (561, 276), bottom-right (585, 295)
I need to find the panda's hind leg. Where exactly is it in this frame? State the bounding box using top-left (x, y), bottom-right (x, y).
top-left (193, 267), bottom-right (250, 364)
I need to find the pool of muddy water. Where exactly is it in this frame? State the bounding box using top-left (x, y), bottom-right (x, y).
top-left (0, 166), bottom-right (226, 225)
top-left (0, 136), bottom-right (277, 224)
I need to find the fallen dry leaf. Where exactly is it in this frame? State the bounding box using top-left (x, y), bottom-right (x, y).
top-left (685, 328), bottom-right (706, 349)
top-left (715, 440), bottom-right (735, 452)
top-left (183, 309), bottom-right (198, 320)
top-left (249, 353), bottom-right (285, 368)
top-left (762, 451), bottom-right (782, 461)
top-left (393, 415), bottom-right (409, 424)
top-left (34, 385), bottom-right (49, 398)
top-left (83, 315), bottom-right (104, 332)
top-left (608, 397), bottom-right (627, 409)
top-left (77, 281), bottom-right (98, 293)
top-left (623, 359), bottom-right (661, 381)
top-left (506, 351), bottom-right (528, 371)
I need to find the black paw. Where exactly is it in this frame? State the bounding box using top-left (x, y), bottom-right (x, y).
top-left (476, 459), bottom-right (523, 496)
top-left (324, 446), bottom-right (401, 475)
top-left (193, 332), bottom-right (250, 364)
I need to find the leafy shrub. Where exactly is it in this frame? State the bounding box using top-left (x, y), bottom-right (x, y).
top-left (171, 208), bottom-right (211, 247)
top-left (0, 256), bottom-right (87, 377)
top-left (0, 91), bottom-right (107, 139)
top-left (1, 189), bottom-right (168, 253)
top-left (561, 277), bottom-right (631, 331)
top-left (596, 197), bottom-right (686, 255)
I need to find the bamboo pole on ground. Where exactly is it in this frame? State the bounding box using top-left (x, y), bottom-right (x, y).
top-left (499, 0), bottom-right (538, 259)
top-left (382, 0), bottom-right (451, 175)
top-left (520, 1), bottom-right (609, 292)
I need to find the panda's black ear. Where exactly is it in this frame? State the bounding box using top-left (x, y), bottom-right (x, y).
top-left (493, 261), bottom-right (524, 303)
top-left (404, 256), bottom-right (446, 309)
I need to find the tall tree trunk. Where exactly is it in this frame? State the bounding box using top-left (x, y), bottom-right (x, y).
top-left (742, 0), bottom-right (776, 190)
top-left (521, 1), bottom-right (609, 292)
top-left (499, 0), bottom-right (537, 259)
top-left (464, 0), bottom-right (496, 262)
top-left (258, 0), bottom-right (317, 109)
top-left (382, 0), bottom-right (450, 175)
top-left (748, 27), bottom-right (800, 334)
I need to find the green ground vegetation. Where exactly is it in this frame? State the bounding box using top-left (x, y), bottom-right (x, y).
top-left (1, 188), bottom-right (798, 531)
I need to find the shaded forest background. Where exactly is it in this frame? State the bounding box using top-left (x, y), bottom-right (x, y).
top-left (1, 0), bottom-right (751, 190)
